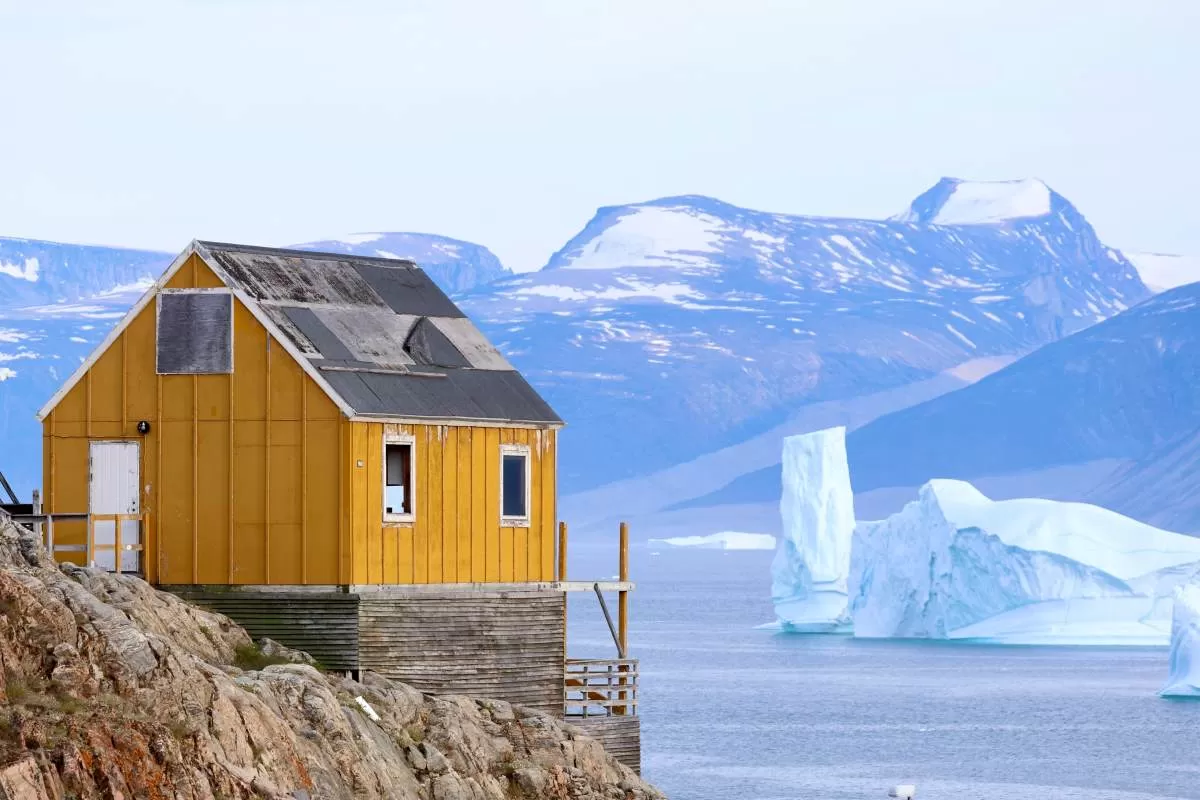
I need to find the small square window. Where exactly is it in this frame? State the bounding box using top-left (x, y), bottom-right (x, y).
top-left (500, 446), bottom-right (530, 524)
top-left (384, 438), bottom-right (414, 520)
top-left (156, 290), bottom-right (233, 374)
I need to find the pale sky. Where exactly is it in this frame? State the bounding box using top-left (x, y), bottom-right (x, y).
top-left (1, 0), bottom-right (1197, 272)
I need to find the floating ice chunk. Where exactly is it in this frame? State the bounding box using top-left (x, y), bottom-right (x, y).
top-left (771, 427), bottom-right (855, 632)
top-left (650, 532), bottom-right (776, 551)
top-left (1162, 579), bottom-right (1200, 697)
top-left (849, 480), bottom-right (1200, 644)
top-left (925, 480), bottom-right (1200, 580)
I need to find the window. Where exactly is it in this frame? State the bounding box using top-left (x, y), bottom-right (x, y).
top-left (384, 436), bottom-right (415, 521)
top-left (500, 445), bottom-right (530, 524)
top-left (156, 289), bottom-right (233, 374)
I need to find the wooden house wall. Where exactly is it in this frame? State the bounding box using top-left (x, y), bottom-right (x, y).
top-left (344, 422), bottom-right (557, 585)
top-left (357, 590), bottom-right (566, 715)
top-left (42, 254), bottom-right (345, 585)
top-left (570, 717), bottom-right (642, 773)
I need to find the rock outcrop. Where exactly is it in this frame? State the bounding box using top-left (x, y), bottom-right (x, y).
top-left (0, 515), bottom-right (664, 800)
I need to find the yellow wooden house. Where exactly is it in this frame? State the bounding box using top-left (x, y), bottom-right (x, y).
top-left (34, 241), bottom-right (640, 768)
top-left (39, 240), bottom-right (561, 586)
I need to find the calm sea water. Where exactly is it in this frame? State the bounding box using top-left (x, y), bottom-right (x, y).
top-left (567, 545), bottom-right (1200, 800)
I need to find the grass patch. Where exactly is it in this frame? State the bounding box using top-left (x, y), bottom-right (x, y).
top-left (233, 642), bottom-right (293, 671)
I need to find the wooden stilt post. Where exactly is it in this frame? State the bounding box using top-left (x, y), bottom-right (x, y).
top-left (618, 521), bottom-right (629, 653)
top-left (558, 521), bottom-right (568, 582)
top-left (617, 521), bottom-right (630, 715)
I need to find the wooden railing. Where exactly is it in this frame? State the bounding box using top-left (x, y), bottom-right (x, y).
top-left (565, 658), bottom-right (638, 718)
top-left (87, 513), bottom-right (148, 574)
top-left (6, 510), bottom-right (149, 575)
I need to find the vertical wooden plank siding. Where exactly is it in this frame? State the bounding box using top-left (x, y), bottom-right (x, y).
top-left (41, 254), bottom-right (342, 586)
top-left (470, 430), bottom-right (486, 582)
top-left (343, 422), bottom-right (557, 585)
top-left (442, 426), bottom-right (458, 582)
top-left (456, 426), bottom-right (472, 582)
top-left (413, 426), bottom-right (430, 584)
top-left (427, 426), bottom-right (443, 583)
top-left (484, 427), bottom-right (501, 582)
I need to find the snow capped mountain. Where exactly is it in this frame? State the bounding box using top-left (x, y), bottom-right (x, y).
top-left (0, 233), bottom-right (510, 497)
top-left (461, 183), bottom-right (1148, 494)
top-left (291, 232), bottom-right (510, 293)
top-left (1123, 251), bottom-right (1200, 293)
top-left (0, 180), bottom-right (1158, 516)
top-left (893, 177), bottom-right (1057, 226)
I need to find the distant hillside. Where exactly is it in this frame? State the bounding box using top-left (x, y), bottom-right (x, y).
top-left (291, 232), bottom-right (510, 293)
top-left (679, 282), bottom-right (1200, 531)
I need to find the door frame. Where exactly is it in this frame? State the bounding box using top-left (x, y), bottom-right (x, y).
top-left (88, 439), bottom-right (143, 573)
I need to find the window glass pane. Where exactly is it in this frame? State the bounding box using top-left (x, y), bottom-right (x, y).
top-left (385, 443), bottom-right (412, 515)
top-left (502, 453), bottom-right (526, 518)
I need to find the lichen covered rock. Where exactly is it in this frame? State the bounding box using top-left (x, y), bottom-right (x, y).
top-left (0, 517), bottom-right (664, 799)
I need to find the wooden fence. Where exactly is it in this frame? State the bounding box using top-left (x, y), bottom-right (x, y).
top-left (564, 658), bottom-right (638, 718)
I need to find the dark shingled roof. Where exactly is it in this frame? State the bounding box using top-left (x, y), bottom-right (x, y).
top-left (195, 241), bottom-right (562, 425)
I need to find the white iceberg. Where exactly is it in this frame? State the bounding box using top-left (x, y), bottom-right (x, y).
top-left (649, 532), bottom-right (776, 551)
top-left (771, 427), bottom-right (856, 632)
top-left (850, 479), bottom-right (1200, 644)
top-left (1161, 579), bottom-right (1200, 697)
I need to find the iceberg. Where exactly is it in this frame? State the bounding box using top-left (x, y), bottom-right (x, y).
top-left (850, 479), bottom-right (1200, 644)
top-left (649, 532), bottom-right (776, 551)
top-left (1162, 579), bottom-right (1200, 697)
top-left (771, 427), bottom-right (856, 632)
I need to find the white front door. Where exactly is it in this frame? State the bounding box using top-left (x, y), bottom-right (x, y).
top-left (89, 441), bottom-right (140, 572)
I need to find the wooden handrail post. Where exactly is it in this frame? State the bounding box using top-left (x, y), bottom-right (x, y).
top-left (618, 521), bottom-right (629, 655)
top-left (617, 521), bottom-right (630, 715)
top-left (31, 490), bottom-right (43, 550)
top-left (558, 521), bottom-right (568, 582)
top-left (114, 515), bottom-right (123, 575)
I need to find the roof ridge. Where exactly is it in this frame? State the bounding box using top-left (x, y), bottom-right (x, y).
top-left (195, 239), bottom-right (421, 268)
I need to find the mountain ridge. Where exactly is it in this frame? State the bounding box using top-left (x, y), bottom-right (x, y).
top-left (0, 180), bottom-right (1160, 511)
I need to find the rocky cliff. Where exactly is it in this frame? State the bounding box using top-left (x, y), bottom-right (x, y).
top-left (0, 516), bottom-right (664, 800)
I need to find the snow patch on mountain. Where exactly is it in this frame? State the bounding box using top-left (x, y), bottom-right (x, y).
top-left (507, 278), bottom-right (702, 304)
top-left (895, 178), bottom-right (1057, 226)
top-left (1123, 251), bottom-right (1200, 293)
top-left (551, 205), bottom-right (727, 270)
top-left (919, 178), bottom-right (1053, 225)
top-left (0, 257), bottom-right (40, 282)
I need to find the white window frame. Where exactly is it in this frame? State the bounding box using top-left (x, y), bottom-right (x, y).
top-left (499, 443), bottom-right (532, 527)
top-left (155, 287), bottom-right (235, 375)
top-left (382, 432), bottom-right (416, 524)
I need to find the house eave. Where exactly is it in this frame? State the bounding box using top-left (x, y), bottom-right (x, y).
top-left (348, 414), bottom-right (564, 430)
